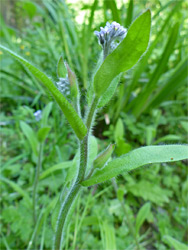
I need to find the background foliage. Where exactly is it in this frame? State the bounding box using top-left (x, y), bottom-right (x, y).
top-left (0, 0), bottom-right (188, 249)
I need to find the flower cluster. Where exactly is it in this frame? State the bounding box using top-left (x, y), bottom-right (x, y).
top-left (56, 77), bottom-right (70, 98)
top-left (94, 21), bottom-right (127, 58)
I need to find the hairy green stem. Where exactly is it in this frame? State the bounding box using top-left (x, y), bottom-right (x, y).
top-left (54, 96), bottom-right (99, 250)
top-left (86, 96), bottom-right (99, 128)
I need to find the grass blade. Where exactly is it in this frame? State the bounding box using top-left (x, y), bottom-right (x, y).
top-left (125, 0), bottom-right (134, 27)
top-left (131, 22), bottom-right (180, 117)
top-left (147, 58), bottom-right (188, 109)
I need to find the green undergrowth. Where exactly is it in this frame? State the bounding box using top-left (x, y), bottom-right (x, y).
top-left (0, 0), bottom-right (188, 249)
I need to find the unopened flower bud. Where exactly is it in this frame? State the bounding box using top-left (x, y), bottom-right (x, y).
top-left (94, 21), bottom-right (127, 59)
top-left (56, 77), bottom-right (71, 99)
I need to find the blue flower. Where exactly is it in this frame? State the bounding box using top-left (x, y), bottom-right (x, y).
top-left (34, 110), bottom-right (42, 121)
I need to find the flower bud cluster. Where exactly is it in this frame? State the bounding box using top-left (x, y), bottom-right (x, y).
top-left (56, 77), bottom-right (70, 98)
top-left (94, 22), bottom-right (127, 58)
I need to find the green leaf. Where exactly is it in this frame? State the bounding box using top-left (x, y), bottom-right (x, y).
top-left (163, 235), bottom-right (188, 250)
top-left (93, 9), bottom-right (151, 97)
top-left (93, 144), bottom-right (115, 169)
top-left (57, 55), bottom-right (67, 78)
top-left (127, 180), bottom-right (172, 206)
top-left (20, 121), bottom-right (38, 156)
top-left (181, 121), bottom-right (188, 133)
top-left (0, 176), bottom-right (31, 205)
top-left (117, 187), bottom-right (124, 202)
top-left (39, 161), bottom-right (73, 180)
top-left (125, 0), bottom-right (134, 27)
top-left (65, 62), bottom-right (78, 98)
top-left (148, 58), bottom-right (188, 109)
top-left (153, 135), bottom-right (182, 145)
top-left (97, 74), bottom-right (121, 108)
top-left (105, 0), bottom-right (120, 23)
top-left (115, 138), bottom-right (132, 156)
top-left (114, 118), bottom-right (124, 141)
top-left (131, 22), bottom-right (180, 117)
top-left (37, 127), bottom-right (51, 143)
top-left (88, 136), bottom-right (98, 169)
top-left (0, 45), bottom-right (87, 140)
top-left (41, 102), bottom-right (53, 126)
top-left (22, 1), bottom-right (37, 19)
top-left (81, 145), bottom-right (188, 186)
top-left (99, 220), bottom-right (117, 250)
top-left (51, 195), bottom-right (62, 232)
top-left (124, 2), bottom-right (181, 110)
top-left (135, 202), bottom-right (151, 235)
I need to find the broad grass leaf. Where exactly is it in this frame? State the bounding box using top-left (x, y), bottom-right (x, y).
top-left (37, 127), bottom-right (51, 143)
top-left (93, 10), bottom-right (151, 97)
top-left (153, 135), bottom-right (182, 145)
top-left (163, 235), bottom-right (188, 250)
top-left (0, 176), bottom-right (31, 205)
top-left (99, 220), bottom-right (117, 250)
top-left (124, 2), bottom-right (181, 110)
top-left (131, 22), bottom-right (180, 117)
top-left (20, 121), bottom-right (38, 156)
top-left (41, 102), bottom-right (53, 126)
top-left (81, 145), bottom-right (188, 186)
top-left (0, 45), bottom-right (87, 140)
top-left (39, 161), bottom-right (73, 180)
top-left (125, 0), bottom-right (134, 27)
top-left (135, 202), bottom-right (151, 236)
top-left (105, 0), bottom-right (120, 23)
top-left (148, 58), bottom-right (188, 109)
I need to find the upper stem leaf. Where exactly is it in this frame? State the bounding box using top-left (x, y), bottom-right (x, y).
top-left (94, 9), bottom-right (151, 97)
top-left (0, 45), bottom-right (87, 140)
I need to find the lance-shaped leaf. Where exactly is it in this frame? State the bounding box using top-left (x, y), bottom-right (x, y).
top-left (37, 127), bottom-right (51, 143)
top-left (57, 55), bottom-right (67, 78)
top-left (65, 62), bottom-right (78, 98)
top-left (0, 45), bottom-right (87, 140)
top-left (81, 145), bottom-right (188, 186)
top-left (93, 9), bottom-right (151, 97)
top-left (20, 121), bottom-right (38, 156)
top-left (97, 74), bottom-right (121, 108)
top-left (93, 144), bottom-right (115, 169)
top-left (135, 202), bottom-right (151, 236)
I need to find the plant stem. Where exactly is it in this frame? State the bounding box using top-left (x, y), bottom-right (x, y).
top-left (54, 96), bottom-right (99, 250)
top-left (86, 96), bottom-right (99, 129)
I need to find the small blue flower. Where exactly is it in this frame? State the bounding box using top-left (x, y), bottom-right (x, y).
top-left (34, 110), bottom-right (42, 121)
top-left (94, 22), bottom-right (127, 59)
